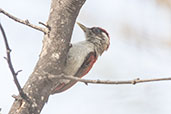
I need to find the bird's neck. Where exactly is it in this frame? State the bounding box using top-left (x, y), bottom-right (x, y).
top-left (87, 38), bottom-right (107, 56)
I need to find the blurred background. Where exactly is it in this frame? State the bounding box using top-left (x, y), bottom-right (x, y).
top-left (0, 0), bottom-right (171, 114)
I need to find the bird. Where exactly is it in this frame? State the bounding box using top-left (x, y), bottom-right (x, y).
top-left (51, 22), bottom-right (110, 94)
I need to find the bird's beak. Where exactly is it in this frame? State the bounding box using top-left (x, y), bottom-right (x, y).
top-left (77, 22), bottom-right (88, 32)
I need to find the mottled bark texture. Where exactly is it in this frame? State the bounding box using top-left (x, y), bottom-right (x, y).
top-left (9, 0), bottom-right (86, 113)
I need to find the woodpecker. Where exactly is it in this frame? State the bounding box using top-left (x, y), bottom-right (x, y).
top-left (51, 22), bottom-right (110, 94)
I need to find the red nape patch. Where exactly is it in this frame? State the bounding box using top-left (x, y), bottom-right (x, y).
top-left (98, 27), bottom-right (109, 38)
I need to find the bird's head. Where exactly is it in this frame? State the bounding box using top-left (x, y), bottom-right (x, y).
top-left (77, 22), bottom-right (110, 55)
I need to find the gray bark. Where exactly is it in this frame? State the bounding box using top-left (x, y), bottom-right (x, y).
top-left (9, 0), bottom-right (86, 113)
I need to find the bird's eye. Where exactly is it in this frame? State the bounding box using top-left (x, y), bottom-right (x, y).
top-left (91, 27), bottom-right (109, 38)
top-left (91, 27), bottom-right (101, 34)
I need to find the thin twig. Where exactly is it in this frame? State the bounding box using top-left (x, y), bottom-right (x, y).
top-left (48, 73), bottom-right (171, 85)
top-left (62, 75), bottom-right (171, 85)
top-left (0, 23), bottom-right (25, 99)
top-left (39, 22), bottom-right (51, 30)
top-left (0, 8), bottom-right (48, 34)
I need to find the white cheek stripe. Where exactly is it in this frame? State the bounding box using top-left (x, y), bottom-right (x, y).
top-left (102, 32), bottom-right (109, 40)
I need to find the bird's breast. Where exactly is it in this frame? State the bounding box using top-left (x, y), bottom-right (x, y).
top-left (63, 41), bottom-right (96, 76)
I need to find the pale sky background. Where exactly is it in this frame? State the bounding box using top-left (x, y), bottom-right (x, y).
top-left (0, 0), bottom-right (171, 114)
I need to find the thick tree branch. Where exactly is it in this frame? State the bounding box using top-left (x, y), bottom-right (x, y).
top-left (8, 0), bottom-right (86, 114)
top-left (49, 73), bottom-right (171, 85)
top-left (0, 8), bottom-right (48, 34)
top-left (0, 23), bottom-right (26, 99)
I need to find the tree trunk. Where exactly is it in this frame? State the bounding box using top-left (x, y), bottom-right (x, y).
top-left (9, 0), bottom-right (86, 113)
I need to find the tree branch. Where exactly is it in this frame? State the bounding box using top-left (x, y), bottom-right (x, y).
top-left (0, 8), bottom-right (48, 34)
top-left (49, 73), bottom-right (171, 85)
top-left (8, 0), bottom-right (86, 113)
top-left (0, 23), bottom-right (26, 99)
top-left (63, 76), bottom-right (171, 85)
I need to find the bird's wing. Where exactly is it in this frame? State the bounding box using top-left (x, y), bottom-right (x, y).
top-left (75, 52), bottom-right (97, 78)
top-left (51, 52), bottom-right (97, 94)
